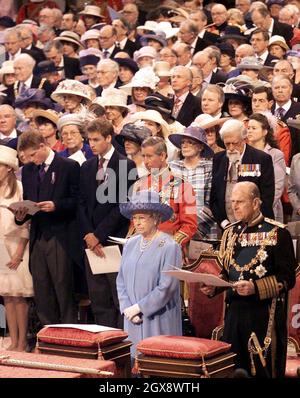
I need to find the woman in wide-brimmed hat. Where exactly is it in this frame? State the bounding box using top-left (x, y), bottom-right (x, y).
top-left (192, 113), bottom-right (228, 154)
top-left (33, 109), bottom-right (64, 152)
top-left (54, 31), bottom-right (84, 59)
top-left (115, 123), bottom-right (151, 177)
top-left (51, 79), bottom-right (92, 114)
top-left (101, 88), bottom-right (130, 134)
top-left (120, 67), bottom-right (160, 114)
top-left (0, 145), bottom-right (33, 351)
top-left (129, 109), bottom-right (179, 161)
top-left (0, 61), bottom-right (15, 89)
top-left (169, 126), bottom-right (216, 239)
top-left (117, 189), bottom-right (182, 358)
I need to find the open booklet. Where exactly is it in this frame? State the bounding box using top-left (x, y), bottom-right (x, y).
top-left (45, 324), bottom-right (122, 333)
top-left (163, 267), bottom-right (233, 287)
top-left (0, 200), bottom-right (40, 216)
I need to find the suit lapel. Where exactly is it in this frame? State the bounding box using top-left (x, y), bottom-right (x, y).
top-left (38, 156), bottom-right (58, 200)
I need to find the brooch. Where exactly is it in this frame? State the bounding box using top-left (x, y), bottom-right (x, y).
top-left (254, 264), bottom-right (267, 278)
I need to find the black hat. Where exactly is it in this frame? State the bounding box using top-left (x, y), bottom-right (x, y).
top-left (114, 58), bottom-right (139, 75)
top-left (115, 123), bottom-right (152, 146)
top-left (0, 16), bottom-right (15, 28)
top-left (219, 26), bottom-right (247, 42)
top-left (216, 42), bottom-right (235, 59)
top-left (35, 60), bottom-right (63, 77)
top-left (144, 93), bottom-right (173, 118)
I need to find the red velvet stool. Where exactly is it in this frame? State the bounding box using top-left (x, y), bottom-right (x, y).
top-left (136, 335), bottom-right (236, 378)
top-left (36, 326), bottom-right (132, 378)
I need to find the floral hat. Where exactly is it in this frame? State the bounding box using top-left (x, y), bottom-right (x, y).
top-left (51, 79), bottom-right (92, 104)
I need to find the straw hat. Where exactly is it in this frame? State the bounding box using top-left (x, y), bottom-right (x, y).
top-left (153, 61), bottom-right (172, 77)
top-left (192, 114), bottom-right (230, 130)
top-left (79, 5), bottom-right (104, 19)
top-left (168, 126), bottom-right (214, 158)
top-left (33, 109), bottom-right (59, 126)
top-left (101, 88), bottom-right (129, 110)
top-left (54, 31), bottom-right (83, 49)
top-left (81, 29), bottom-right (100, 43)
top-left (0, 145), bottom-right (18, 170)
top-left (268, 35), bottom-right (289, 51)
top-left (129, 109), bottom-right (170, 138)
top-left (120, 190), bottom-right (173, 222)
top-left (120, 67), bottom-right (160, 95)
top-left (51, 79), bottom-right (92, 104)
top-left (0, 61), bottom-right (14, 77)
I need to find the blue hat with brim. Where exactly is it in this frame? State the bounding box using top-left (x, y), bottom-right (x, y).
top-left (14, 88), bottom-right (54, 109)
top-left (120, 190), bottom-right (173, 222)
top-left (168, 126), bottom-right (214, 158)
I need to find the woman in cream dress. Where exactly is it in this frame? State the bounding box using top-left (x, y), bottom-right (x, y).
top-left (0, 146), bottom-right (33, 351)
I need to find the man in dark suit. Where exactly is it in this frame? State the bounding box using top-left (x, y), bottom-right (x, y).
top-left (15, 131), bottom-right (80, 326)
top-left (5, 53), bottom-right (53, 105)
top-left (170, 65), bottom-right (201, 127)
top-left (251, 6), bottom-right (294, 46)
top-left (190, 9), bottom-right (220, 49)
top-left (210, 119), bottom-right (275, 229)
top-left (112, 18), bottom-right (139, 58)
top-left (271, 75), bottom-right (300, 157)
top-left (250, 29), bottom-right (278, 67)
top-left (16, 25), bottom-right (46, 65)
top-left (192, 50), bottom-right (227, 86)
top-left (79, 119), bottom-right (137, 328)
top-left (43, 41), bottom-right (81, 80)
top-left (99, 25), bottom-right (121, 59)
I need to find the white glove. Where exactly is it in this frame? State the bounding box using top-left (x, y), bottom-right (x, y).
top-left (131, 315), bottom-right (143, 324)
top-left (124, 304), bottom-right (141, 320)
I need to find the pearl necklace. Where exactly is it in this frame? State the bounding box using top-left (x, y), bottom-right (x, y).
top-left (140, 231), bottom-right (159, 252)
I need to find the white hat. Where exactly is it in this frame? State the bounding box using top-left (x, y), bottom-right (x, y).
top-left (51, 79), bottom-right (92, 104)
top-left (153, 61), bottom-right (172, 77)
top-left (79, 5), bottom-right (104, 19)
top-left (81, 29), bottom-right (100, 43)
top-left (268, 35), bottom-right (289, 51)
top-left (192, 113), bottom-right (229, 130)
top-left (54, 31), bottom-right (84, 49)
top-left (129, 109), bottom-right (170, 138)
top-left (155, 22), bottom-right (179, 40)
top-left (0, 61), bottom-right (14, 77)
top-left (137, 21), bottom-right (158, 31)
top-left (57, 113), bottom-right (84, 131)
top-left (101, 88), bottom-right (129, 110)
top-left (0, 145), bottom-right (18, 170)
top-left (133, 46), bottom-right (157, 62)
top-left (120, 67), bottom-right (160, 94)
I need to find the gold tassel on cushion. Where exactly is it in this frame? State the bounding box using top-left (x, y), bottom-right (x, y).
top-left (131, 355), bottom-right (140, 375)
top-left (97, 343), bottom-right (104, 360)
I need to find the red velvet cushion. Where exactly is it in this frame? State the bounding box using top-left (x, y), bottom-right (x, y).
top-left (37, 327), bottom-right (128, 348)
top-left (136, 335), bottom-right (231, 359)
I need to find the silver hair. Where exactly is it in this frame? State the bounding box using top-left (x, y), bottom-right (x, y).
top-left (14, 53), bottom-right (36, 68)
top-left (97, 59), bottom-right (119, 75)
top-left (219, 119), bottom-right (247, 140)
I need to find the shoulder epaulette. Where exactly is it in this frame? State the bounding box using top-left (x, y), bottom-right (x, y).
top-left (264, 217), bottom-right (286, 229)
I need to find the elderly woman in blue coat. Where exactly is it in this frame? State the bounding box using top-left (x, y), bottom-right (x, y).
top-left (117, 190), bottom-right (182, 357)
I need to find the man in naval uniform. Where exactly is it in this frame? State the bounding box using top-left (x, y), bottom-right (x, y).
top-left (201, 181), bottom-right (296, 377)
top-left (132, 136), bottom-right (197, 250)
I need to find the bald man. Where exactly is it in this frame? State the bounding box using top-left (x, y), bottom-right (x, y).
top-left (201, 181), bottom-right (296, 378)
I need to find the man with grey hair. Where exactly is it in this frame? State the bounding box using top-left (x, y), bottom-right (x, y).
top-left (0, 104), bottom-right (18, 145)
top-left (210, 118), bottom-right (275, 228)
top-left (170, 65), bottom-right (201, 127)
top-left (97, 59), bottom-right (121, 95)
top-left (192, 49), bottom-right (227, 86)
top-left (43, 41), bottom-right (81, 79)
top-left (5, 53), bottom-right (53, 104)
top-left (16, 25), bottom-right (46, 64)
